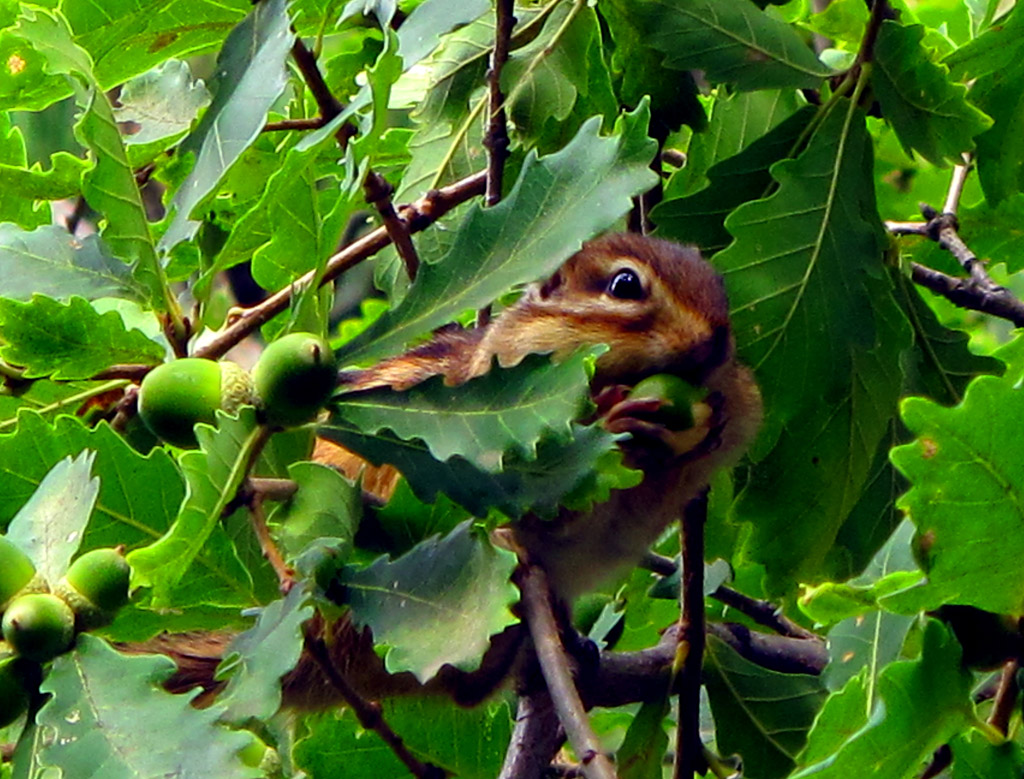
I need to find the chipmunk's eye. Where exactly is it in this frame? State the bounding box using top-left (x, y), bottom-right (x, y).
top-left (607, 268), bottom-right (645, 300)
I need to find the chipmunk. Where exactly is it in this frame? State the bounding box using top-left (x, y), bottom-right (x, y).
top-left (131, 233), bottom-right (762, 707)
top-left (317, 232), bottom-right (763, 600)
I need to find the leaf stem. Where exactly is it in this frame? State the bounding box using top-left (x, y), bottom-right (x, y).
top-left (0, 379), bottom-right (130, 432)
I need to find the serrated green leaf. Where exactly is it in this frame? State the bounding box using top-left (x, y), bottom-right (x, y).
top-left (0, 295), bottom-right (164, 379)
top-left (328, 350), bottom-right (597, 473)
top-left (872, 22), bottom-right (991, 166)
top-left (890, 374), bottom-right (1024, 615)
top-left (661, 89), bottom-right (802, 201)
top-left (5, 450), bottom-right (97, 583)
top-left (371, 478), bottom-right (472, 557)
top-left (599, 0), bottom-right (705, 133)
top-left (127, 409), bottom-right (266, 608)
top-left (113, 59), bottom-right (210, 146)
top-left (319, 419), bottom-right (637, 519)
top-left (0, 149), bottom-right (88, 203)
top-left (339, 103), bottom-right (657, 365)
top-left (950, 731), bottom-right (1024, 779)
top-left (641, 0), bottom-right (832, 91)
top-left (160, 0), bottom-right (294, 252)
top-left (0, 413), bottom-right (261, 616)
top-left (216, 586), bottom-right (313, 724)
top-left (294, 708), bottom-right (406, 778)
top-left (397, 0), bottom-right (489, 65)
top-left (0, 29), bottom-right (71, 111)
top-left (652, 104), bottom-right (813, 253)
top-left (715, 100), bottom-right (910, 589)
top-left (617, 695), bottom-right (670, 779)
top-left (337, 521), bottom-right (518, 680)
top-left (0, 224), bottom-right (143, 303)
top-left (819, 519), bottom-right (918, 693)
top-left (797, 672), bottom-right (870, 768)
top-left (970, 55), bottom-right (1024, 205)
top-left (63, 0), bottom-right (249, 89)
top-left (295, 699), bottom-right (514, 779)
top-left (17, 7), bottom-right (165, 309)
top-left (792, 621), bottom-right (973, 778)
top-left (896, 272), bottom-right (1004, 405)
top-left (704, 634), bottom-right (827, 779)
top-left (269, 461), bottom-right (360, 563)
top-left (35, 635), bottom-right (256, 779)
top-left (944, 2), bottom-right (1024, 81)
top-left (0, 414), bottom-right (181, 550)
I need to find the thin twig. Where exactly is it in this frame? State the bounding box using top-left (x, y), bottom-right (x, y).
top-left (248, 477), bottom-right (300, 502)
top-left (195, 170), bottom-right (487, 361)
top-left (263, 117), bottom-right (327, 132)
top-left (245, 486), bottom-right (296, 593)
top-left (498, 690), bottom-right (566, 779)
top-left (364, 170), bottom-right (420, 281)
top-left (518, 564), bottom-right (617, 779)
top-left (988, 659), bottom-right (1019, 736)
top-left (484, 0), bottom-right (515, 207)
top-left (908, 261), bottom-right (1024, 327)
top-left (942, 153), bottom-right (972, 215)
top-left (289, 37), bottom-right (357, 147)
top-left (887, 201), bottom-right (1024, 328)
top-left (91, 364), bottom-right (156, 381)
top-left (705, 623), bottom-right (827, 676)
top-left (855, 0), bottom-right (895, 67)
top-left (711, 586), bottom-right (818, 641)
top-left (303, 627), bottom-right (447, 779)
top-left (674, 491), bottom-right (708, 779)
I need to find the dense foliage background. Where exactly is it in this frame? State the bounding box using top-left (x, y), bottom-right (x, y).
top-left (1, 0), bottom-right (1024, 776)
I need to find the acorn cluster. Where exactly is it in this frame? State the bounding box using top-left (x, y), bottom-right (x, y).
top-left (0, 538), bottom-right (131, 726)
top-left (138, 332), bottom-right (338, 448)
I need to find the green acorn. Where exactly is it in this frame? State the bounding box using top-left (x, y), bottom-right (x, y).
top-left (0, 536), bottom-right (36, 611)
top-left (0, 656), bottom-right (40, 728)
top-left (138, 358), bottom-right (256, 448)
top-left (252, 332), bottom-right (338, 427)
top-left (628, 374), bottom-right (707, 430)
top-left (55, 547), bottom-right (131, 629)
top-left (2, 593), bottom-right (75, 662)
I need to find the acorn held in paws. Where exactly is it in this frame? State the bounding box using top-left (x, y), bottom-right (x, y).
top-left (627, 373), bottom-right (707, 430)
top-left (138, 358), bottom-right (255, 448)
top-left (253, 332), bottom-right (338, 427)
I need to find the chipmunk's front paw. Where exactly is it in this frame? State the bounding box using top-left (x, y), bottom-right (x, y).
top-left (604, 397), bottom-right (715, 456)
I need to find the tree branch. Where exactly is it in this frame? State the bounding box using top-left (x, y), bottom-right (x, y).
top-left (711, 586), bottom-right (818, 641)
top-left (364, 170), bottom-right (420, 281)
top-left (498, 691), bottom-right (566, 779)
top-left (484, 0), bottom-right (515, 207)
top-left (288, 37), bottom-right (357, 147)
top-left (674, 491), bottom-right (707, 779)
top-left (518, 564), bottom-right (616, 779)
top-left (195, 170), bottom-right (487, 361)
